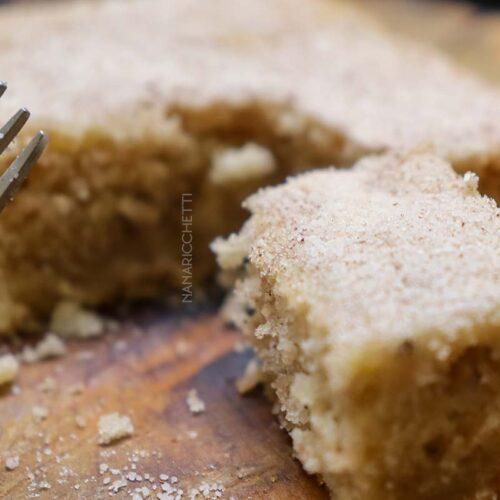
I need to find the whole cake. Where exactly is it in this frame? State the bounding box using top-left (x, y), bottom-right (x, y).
top-left (0, 0), bottom-right (498, 333)
top-left (213, 152), bottom-right (500, 499)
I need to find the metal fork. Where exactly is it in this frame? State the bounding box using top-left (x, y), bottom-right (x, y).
top-left (0, 82), bottom-right (47, 213)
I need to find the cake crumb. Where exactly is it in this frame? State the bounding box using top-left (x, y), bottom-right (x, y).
top-left (38, 376), bottom-right (56, 393)
top-left (22, 333), bottom-right (66, 363)
top-left (236, 358), bottom-right (263, 394)
top-left (75, 415), bottom-right (87, 429)
top-left (98, 413), bottom-right (134, 445)
top-left (68, 383), bottom-right (84, 395)
top-left (108, 477), bottom-right (127, 493)
top-left (463, 171), bottom-right (479, 193)
top-left (38, 480), bottom-right (51, 490)
top-left (50, 301), bottom-right (106, 339)
top-left (32, 405), bottom-right (49, 422)
top-left (186, 389), bottom-right (205, 414)
top-left (210, 143), bottom-right (275, 185)
top-left (0, 354), bottom-right (19, 385)
top-left (189, 481), bottom-right (225, 499)
top-left (5, 455), bottom-right (19, 470)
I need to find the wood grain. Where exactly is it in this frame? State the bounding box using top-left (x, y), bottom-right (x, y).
top-left (0, 1), bottom-right (498, 499)
top-left (0, 307), bottom-right (327, 499)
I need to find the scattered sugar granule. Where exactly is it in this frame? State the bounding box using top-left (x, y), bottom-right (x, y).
top-left (22, 333), bottom-right (66, 363)
top-left (97, 412), bottom-right (134, 445)
top-left (186, 389), bottom-right (205, 414)
top-left (175, 340), bottom-right (190, 356)
top-left (76, 351), bottom-right (94, 361)
top-left (109, 477), bottom-right (127, 493)
top-left (5, 455), bottom-right (19, 470)
top-left (113, 340), bottom-right (127, 351)
top-left (38, 480), bottom-right (51, 490)
top-left (68, 383), bottom-right (84, 396)
top-left (210, 143), bottom-right (276, 185)
top-left (99, 463), bottom-right (109, 474)
top-left (190, 482), bottom-right (225, 499)
top-left (38, 376), bottom-right (56, 393)
top-left (233, 340), bottom-right (247, 353)
top-left (32, 405), bottom-right (49, 422)
top-left (236, 359), bottom-right (264, 394)
top-left (0, 354), bottom-right (19, 385)
top-left (75, 415), bottom-right (86, 429)
top-left (50, 301), bottom-right (106, 339)
top-left (127, 471), bottom-right (140, 482)
top-left (103, 477), bottom-right (111, 485)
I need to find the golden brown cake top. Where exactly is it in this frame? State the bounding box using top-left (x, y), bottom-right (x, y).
top-left (0, 0), bottom-right (499, 162)
top-left (222, 153), bottom-right (499, 362)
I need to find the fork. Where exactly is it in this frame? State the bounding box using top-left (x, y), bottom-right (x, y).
top-left (0, 81), bottom-right (47, 213)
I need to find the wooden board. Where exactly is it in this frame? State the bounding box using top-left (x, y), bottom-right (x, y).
top-left (0, 306), bottom-right (328, 498)
top-left (0, 1), bottom-right (499, 499)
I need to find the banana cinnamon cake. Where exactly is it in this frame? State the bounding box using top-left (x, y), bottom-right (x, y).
top-left (213, 152), bottom-right (500, 499)
top-left (0, 0), bottom-right (499, 333)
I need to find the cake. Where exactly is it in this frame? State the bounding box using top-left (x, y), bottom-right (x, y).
top-left (213, 152), bottom-right (500, 499)
top-left (0, 0), bottom-right (499, 333)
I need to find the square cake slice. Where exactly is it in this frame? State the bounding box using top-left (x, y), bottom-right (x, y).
top-left (213, 152), bottom-right (500, 499)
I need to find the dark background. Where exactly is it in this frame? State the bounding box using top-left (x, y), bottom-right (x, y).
top-left (472, 0), bottom-right (499, 8)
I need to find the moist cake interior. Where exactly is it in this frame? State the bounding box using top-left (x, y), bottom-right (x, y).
top-left (237, 290), bottom-right (500, 499)
top-left (0, 101), bottom-right (360, 333)
top-left (233, 286), bottom-right (500, 499)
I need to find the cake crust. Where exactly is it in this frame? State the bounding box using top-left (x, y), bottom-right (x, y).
top-left (1, 0), bottom-right (499, 165)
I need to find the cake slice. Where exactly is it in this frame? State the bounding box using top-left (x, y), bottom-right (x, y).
top-left (213, 152), bottom-right (500, 499)
top-left (0, 0), bottom-right (499, 333)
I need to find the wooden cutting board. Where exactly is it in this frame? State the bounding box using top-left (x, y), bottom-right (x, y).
top-left (0, 1), bottom-right (499, 499)
top-left (0, 305), bottom-right (328, 498)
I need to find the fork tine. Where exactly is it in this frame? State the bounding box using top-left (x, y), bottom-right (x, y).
top-left (0, 108), bottom-right (30, 155)
top-left (0, 82), bottom-right (6, 99)
top-left (0, 131), bottom-right (48, 212)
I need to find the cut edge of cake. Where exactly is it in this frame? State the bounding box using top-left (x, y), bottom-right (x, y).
top-left (0, 99), bottom-right (371, 334)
